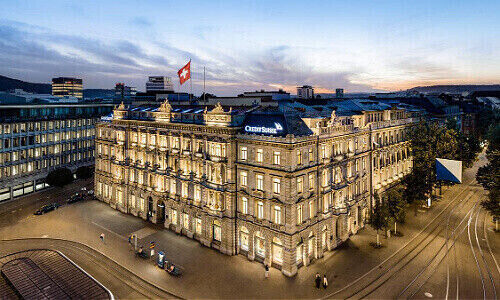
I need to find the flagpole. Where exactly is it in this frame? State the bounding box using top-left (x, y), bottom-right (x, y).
top-left (189, 59), bottom-right (193, 103)
top-left (203, 66), bottom-right (206, 103)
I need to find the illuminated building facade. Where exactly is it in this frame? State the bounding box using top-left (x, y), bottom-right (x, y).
top-left (52, 77), bottom-right (83, 100)
top-left (94, 99), bottom-right (418, 276)
top-left (0, 103), bottom-right (115, 202)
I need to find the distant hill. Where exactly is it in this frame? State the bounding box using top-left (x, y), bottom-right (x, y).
top-left (83, 89), bottom-right (115, 99)
top-left (407, 85), bottom-right (500, 94)
top-left (0, 75), bottom-right (51, 94)
top-left (0, 75), bottom-right (115, 99)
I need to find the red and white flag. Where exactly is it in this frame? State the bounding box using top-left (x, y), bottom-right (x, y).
top-left (177, 60), bottom-right (191, 85)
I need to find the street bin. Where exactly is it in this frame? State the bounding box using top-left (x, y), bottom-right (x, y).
top-left (157, 251), bottom-right (165, 269)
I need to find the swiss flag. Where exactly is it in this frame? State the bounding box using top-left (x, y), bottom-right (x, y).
top-left (177, 60), bottom-right (191, 85)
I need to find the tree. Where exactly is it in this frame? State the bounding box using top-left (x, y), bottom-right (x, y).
top-left (46, 167), bottom-right (74, 187)
top-left (477, 123), bottom-right (500, 230)
top-left (385, 187), bottom-right (406, 236)
top-left (403, 121), bottom-right (461, 214)
top-left (76, 166), bottom-right (93, 179)
top-left (370, 194), bottom-right (389, 247)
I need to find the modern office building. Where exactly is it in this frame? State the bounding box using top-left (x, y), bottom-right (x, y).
top-left (242, 89), bottom-right (291, 101)
top-left (336, 88), bottom-right (344, 99)
top-left (297, 85), bottom-right (314, 99)
top-left (94, 99), bottom-right (418, 276)
top-left (115, 83), bottom-right (137, 100)
top-left (0, 103), bottom-right (115, 202)
top-left (52, 77), bottom-right (83, 100)
top-left (146, 76), bottom-right (174, 93)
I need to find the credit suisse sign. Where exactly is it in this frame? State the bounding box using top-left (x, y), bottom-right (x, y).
top-left (244, 122), bottom-right (283, 135)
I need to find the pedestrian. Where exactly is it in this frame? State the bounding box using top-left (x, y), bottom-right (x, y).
top-left (100, 233), bottom-right (105, 243)
top-left (323, 274), bottom-right (328, 289)
top-left (128, 235), bottom-right (131, 244)
top-left (315, 273), bottom-right (321, 289)
top-left (265, 265), bottom-right (269, 278)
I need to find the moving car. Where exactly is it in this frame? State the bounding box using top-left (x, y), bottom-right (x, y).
top-left (67, 193), bottom-right (84, 204)
top-left (34, 203), bottom-right (61, 215)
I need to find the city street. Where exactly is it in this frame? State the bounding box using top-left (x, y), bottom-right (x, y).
top-left (0, 153), bottom-right (498, 299)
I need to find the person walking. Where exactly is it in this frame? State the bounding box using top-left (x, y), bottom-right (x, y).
top-left (100, 233), bottom-right (105, 244)
top-left (323, 274), bottom-right (329, 289)
top-left (265, 265), bottom-right (270, 278)
top-left (315, 273), bottom-right (321, 289)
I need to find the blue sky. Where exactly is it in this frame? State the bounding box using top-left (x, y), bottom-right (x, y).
top-left (0, 0), bottom-right (498, 95)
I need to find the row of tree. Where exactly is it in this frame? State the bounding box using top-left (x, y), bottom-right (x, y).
top-left (45, 166), bottom-right (94, 187)
top-left (476, 113), bottom-right (500, 231)
top-left (370, 117), bottom-right (484, 246)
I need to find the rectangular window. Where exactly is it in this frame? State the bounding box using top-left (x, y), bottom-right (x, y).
top-left (182, 182), bottom-right (188, 198)
top-left (322, 169), bottom-right (328, 187)
top-left (171, 209), bottom-right (177, 225)
top-left (321, 145), bottom-right (326, 159)
top-left (195, 218), bottom-right (202, 235)
top-left (194, 186), bottom-right (201, 202)
top-left (183, 213), bottom-right (189, 229)
top-left (257, 201), bottom-right (264, 219)
top-left (240, 171), bottom-right (248, 187)
top-left (213, 220), bottom-right (221, 241)
top-left (256, 149), bottom-right (263, 163)
top-left (309, 148), bottom-right (314, 163)
top-left (309, 201), bottom-right (314, 218)
top-left (273, 178), bottom-right (281, 194)
top-left (297, 205), bottom-right (303, 225)
top-left (308, 173), bottom-right (314, 190)
top-left (242, 197), bottom-right (248, 214)
top-left (297, 177), bottom-right (303, 193)
top-left (297, 150), bottom-right (302, 165)
top-left (274, 206), bottom-right (281, 224)
top-left (240, 147), bottom-right (247, 161)
top-left (256, 174), bottom-right (264, 191)
top-left (273, 151), bottom-right (281, 165)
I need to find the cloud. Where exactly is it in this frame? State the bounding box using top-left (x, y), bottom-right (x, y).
top-left (0, 21), bottom-right (379, 95)
top-left (130, 17), bottom-right (153, 27)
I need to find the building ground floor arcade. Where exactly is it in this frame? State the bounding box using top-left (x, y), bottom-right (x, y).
top-left (95, 173), bottom-right (368, 277)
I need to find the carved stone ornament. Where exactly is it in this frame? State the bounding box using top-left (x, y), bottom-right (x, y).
top-left (210, 102), bottom-right (225, 113)
top-left (158, 99), bottom-right (172, 113)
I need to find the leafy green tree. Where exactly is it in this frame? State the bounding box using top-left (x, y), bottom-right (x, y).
top-left (370, 194), bottom-right (389, 247)
top-left (76, 166), bottom-right (93, 179)
top-left (385, 187), bottom-right (406, 235)
top-left (46, 167), bottom-right (74, 187)
top-left (403, 121), bottom-right (461, 214)
top-left (477, 123), bottom-right (500, 230)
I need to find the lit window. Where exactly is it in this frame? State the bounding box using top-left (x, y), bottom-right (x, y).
top-left (309, 148), bottom-right (314, 162)
top-left (182, 182), bottom-right (188, 198)
top-left (194, 186), bottom-right (201, 202)
top-left (308, 173), bottom-right (314, 189)
top-left (322, 169), bottom-right (328, 187)
top-left (240, 171), bottom-right (248, 187)
top-left (183, 213), bottom-right (189, 229)
top-left (297, 205), bottom-right (303, 225)
top-left (273, 178), bottom-right (281, 194)
top-left (273, 151), bottom-right (281, 165)
top-left (256, 149), bottom-right (263, 163)
top-left (195, 218), bottom-right (202, 234)
top-left (240, 147), bottom-right (247, 161)
top-left (257, 202), bottom-right (264, 219)
top-left (309, 201), bottom-right (314, 218)
top-left (242, 197), bottom-right (248, 214)
top-left (256, 174), bottom-right (264, 191)
top-left (297, 177), bottom-right (303, 193)
top-left (297, 150), bottom-right (302, 165)
top-left (321, 145), bottom-right (326, 159)
top-left (274, 206), bottom-right (281, 224)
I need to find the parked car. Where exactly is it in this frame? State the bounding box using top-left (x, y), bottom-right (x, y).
top-left (34, 203), bottom-right (61, 215)
top-left (67, 193), bottom-right (84, 204)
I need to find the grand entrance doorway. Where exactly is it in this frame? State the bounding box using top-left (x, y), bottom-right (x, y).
top-left (147, 197), bottom-right (153, 221)
top-left (157, 201), bottom-right (165, 224)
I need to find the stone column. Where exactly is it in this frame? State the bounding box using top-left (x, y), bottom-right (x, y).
top-left (282, 238), bottom-right (298, 277)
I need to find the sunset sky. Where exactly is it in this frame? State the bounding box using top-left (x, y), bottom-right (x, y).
top-left (0, 0), bottom-right (498, 95)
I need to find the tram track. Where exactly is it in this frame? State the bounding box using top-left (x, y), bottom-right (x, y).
top-left (323, 180), bottom-right (476, 299)
top-left (0, 237), bottom-right (181, 299)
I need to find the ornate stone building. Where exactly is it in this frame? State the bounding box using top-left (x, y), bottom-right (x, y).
top-left (94, 99), bottom-right (418, 276)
